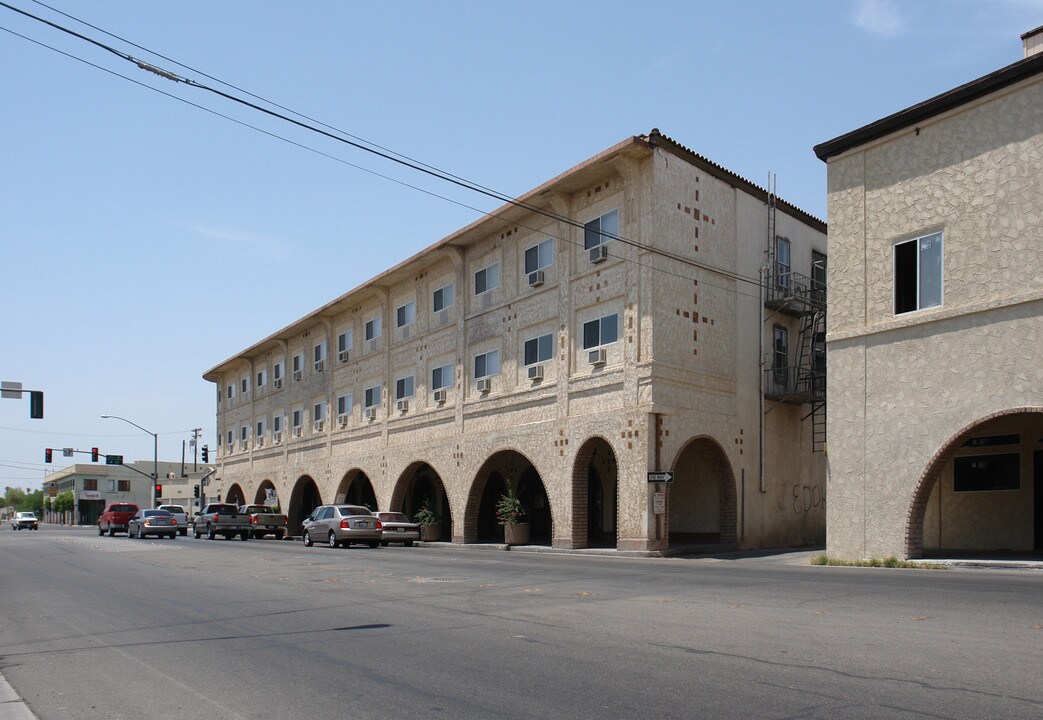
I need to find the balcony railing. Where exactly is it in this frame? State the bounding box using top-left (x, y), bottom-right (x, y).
top-left (764, 366), bottom-right (825, 403)
top-left (765, 271), bottom-right (826, 312)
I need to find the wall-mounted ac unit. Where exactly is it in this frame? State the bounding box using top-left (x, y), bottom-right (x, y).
top-left (292, 370), bottom-right (302, 381)
top-left (314, 360), bottom-right (325, 372)
top-left (239, 440), bottom-right (249, 451)
top-left (292, 427), bottom-right (302, 438)
top-left (588, 348), bottom-right (607, 366)
top-left (528, 270), bottom-right (545, 287)
top-left (476, 377), bottom-right (491, 394)
top-left (273, 431), bottom-right (282, 444)
top-left (338, 414), bottom-right (349, 428)
top-left (364, 407), bottom-right (377, 421)
top-left (255, 437), bottom-right (264, 448)
top-left (527, 364), bottom-right (544, 381)
top-left (338, 350), bottom-right (349, 363)
top-left (433, 388), bottom-right (447, 405)
top-left (396, 399), bottom-right (409, 413)
top-left (273, 378), bottom-right (283, 389)
top-left (589, 245), bottom-right (608, 264)
top-left (313, 419), bottom-right (325, 432)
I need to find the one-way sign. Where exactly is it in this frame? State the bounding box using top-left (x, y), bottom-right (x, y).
top-left (647, 471), bottom-right (674, 483)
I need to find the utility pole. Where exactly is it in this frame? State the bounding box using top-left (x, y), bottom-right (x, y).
top-left (191, 428), bottom-right (202, 472)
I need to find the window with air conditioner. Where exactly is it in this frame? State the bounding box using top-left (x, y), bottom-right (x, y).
top-left (433, 283), bottom-right (454, 313)
top-left (337, 393), bottom-right (352, 422)
top-left (431, 363), bottom-right (453, 392)
top-left (474, 263), bottom-right (500, 295)
top-left (524, 333), bottom-right (553, 367)
top-left (527, 364), bottom-right (544, 381)
top-left (338, 330), bottom-right (352, 362)
top-left (365, 385), bottom-right (381, 410)
top-left (524, 238), bottom-right (553, 284)
top-left (396, 301), bottom-right (416, 329)
top-left (474, 349), bottom-right (499, 380)
top-left (582, 313), bottom-right (619, 350)
top-left (433, 388), bottom-right (447, 404)
top-left (395, 375), bottom-right (415, 402)
top-left (584, 209), bottom-right (618, 251)
top-left (273, 362), bottom-right (283, 388)
top-left (894, 232), bottom-right (943, 315)
top-left (292, 409), bottom-right (302, 432)
top-left (313, 401), bottom-right (326, 431)
top-left (273, 415), bottom-right (282, 434)
top-left (292, 353), bottom-right (303, 380)
top-left (314, 341), bottom-right (327, 371)
top-left (256, 420), bottom-right (264, 439)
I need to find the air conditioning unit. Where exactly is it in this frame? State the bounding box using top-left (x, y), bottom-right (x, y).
top-left (273, 431), bottom-right (282, 444)
top-left (527, 364), bottom-right (544, 381)
top-left (528, 270), bottom-right (545, 287)
top-left (292, 427), bottom-right (302, 438)
top-left (239, 440), bottom-right (249, 451)
top-left (338, 350), bottom-right (349, 363)
top-left (314, 419), bottom-right (325, 432)
top-left (588, 348), bottom-right (607, 366)
top-left (292, 370), bottom-right (302, 381)
top-left (396, 399), bottom-right (409, 413)
top-left (314, 360), bottom-right (325, 372)
top-left (589, 245), bottom-right (608, 264)
top-left (338, 414), bottom-right (349, 428)
top-left (433, 388), bottom-right (447, 405)
top-left (256, 437), bottom-right (264, 448)
top-left (476, 377), bottom-right (491, 394)
top-left (364, 407), bottom-right (377, 421)
top-left (273, 378), bottom-right (283, 389)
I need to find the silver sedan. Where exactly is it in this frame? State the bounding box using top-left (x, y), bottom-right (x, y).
top-left (302, 505), bottom-right (382, 548)
top-left (128, 509), bottom-right (178, 539)
top-left (376, 512), bottom-right (420, 547)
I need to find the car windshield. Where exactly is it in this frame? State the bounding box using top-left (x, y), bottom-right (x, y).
top-left (380, 513), bottom-right (409, 523)
top-left (17, 513), bottom-right (35, 519)
top-left (111, 505), bottom-right (136, 512)
top-left (337, 506), bottom-right (373, 516)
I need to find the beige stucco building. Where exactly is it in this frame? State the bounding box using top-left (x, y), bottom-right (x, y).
top-left (815, 30), bottom-right (1043, 559)
top-left (204, 130), bottom-right (827, 551)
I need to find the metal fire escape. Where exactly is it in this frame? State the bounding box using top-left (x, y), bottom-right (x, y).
top-left (763, 188), bottom-right (827, 452)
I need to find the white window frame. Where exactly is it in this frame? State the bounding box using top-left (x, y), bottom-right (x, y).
top-left (474, 349), bottom-right (500, 379)
top-left (292, 353), bottom-right (303, 374)
top-left (337, 393), bottom-right (353, 416)
top-left (582, 314), bottom-right (619, 350)
top-left (256, 420), bottom-right (265, 438)
top-left (227, 384), bottom-right (234, 400)
top-left (431, 363), bottom-right (453, 391)
top-left (364, 385), bottom-right (382, 409)
top-left (775, 236), bottom-right (791, 290)
top-left (395, 375), bottom-right (415, 401)
top-left (337, 330), bottom-right (353, 354)
top-left (474, 263), bottom-right (500, 295)
top-left (256, 368), bottom-right (267, 388)
top-left (273, 362), bottom-right (283, 381)
top-left (433, 283), bottom-right (454, 312)
top-left (314, 341), bottom-right (327, 367)
top-left (313, 401), bottom-right (326, 422)
top-left (894, 231), bottom-right (943, 315)
top-left (584, 209), bottom-right (619, 250)
top-left (241, 377), bottom-right (249, 394)
top-left (240, 426), bottom-right (248, 442)
top-left (524, 238), bottom-right (554, 274)
top-left (365, 316), bottom-right (382, 341)
top-left (396, 301), bottom-right (416, 328)
top-left (292, 409), bottom-right (303, 429)
top-left (273, 415), bottom-right (283, 433)
top-left (524, 333), bottom-right (554, 366)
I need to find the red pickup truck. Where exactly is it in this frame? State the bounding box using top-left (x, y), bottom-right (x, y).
top-left (98, 503), bottom-right (140, 536)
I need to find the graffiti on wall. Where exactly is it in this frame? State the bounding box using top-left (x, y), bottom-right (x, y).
top-left (792, 484), bottom-right (824, 513)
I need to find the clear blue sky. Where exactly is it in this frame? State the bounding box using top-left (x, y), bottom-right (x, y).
top-left (1, 0), bottom-right (1040, 490)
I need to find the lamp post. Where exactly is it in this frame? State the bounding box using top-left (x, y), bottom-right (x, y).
top-left (101, 415), bottom-right (158, 507)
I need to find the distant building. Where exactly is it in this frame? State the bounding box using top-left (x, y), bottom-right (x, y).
top-left (815, 29), bottom-right (1043, 559)
top-left (205, 130), bottom-right (827, 551)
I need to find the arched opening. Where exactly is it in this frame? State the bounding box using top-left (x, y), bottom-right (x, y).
top-left (225, 483), bottom-right (246, 507)
top-left (466, 450), bottom-right (552, 545)
top-left (571, 438), bottom-right (619, 549)
top-left (390, 462), bottom-right (452, 541)
top-left (254, 480), bottom-right (280, 509)
top-left (907, 409), bottom-right (1043, 559)
top-left (669, 437), bottom-right (737, 548)
top-left (335, 470), bottom-right (377, 510)
top-left (286, 475), bottom-right (323, 535)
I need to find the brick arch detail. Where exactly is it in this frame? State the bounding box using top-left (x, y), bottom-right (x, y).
top-left (334, 468), bottom-right (374, 504)
top-left (253, 479), bottom-right (278, 506)
top-left (463, 448), bottom-right (547, 544)
top-left (570, 436), bottom-right (618, 549)
top-left (225, 483), bottom-right (246, 506)
top-left (904, 406), bottom-right (1043, 559)
top-left (389, 461), bottom-right (452, 524)
top-left (669, 435), bottom-right (738, 546)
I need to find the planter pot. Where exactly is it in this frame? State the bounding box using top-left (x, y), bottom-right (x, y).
top-left (504, 522), bottom-right (531, 546)
top-left (420, 524), bottom-right (442, 542)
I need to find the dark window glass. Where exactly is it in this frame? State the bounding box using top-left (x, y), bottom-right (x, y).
top-left (953, 453), bottom-right (1020, 492)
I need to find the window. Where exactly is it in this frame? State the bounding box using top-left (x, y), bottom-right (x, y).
top-left (256, 369), bottom-right (267, 388)
top-left (108, 479), bottom-right (116, 492)
top-left (227, 384), bottom-right (234, 400)
top-left (241, 426), bottom-right (248, 442)
top-left (84, 478), bottom-right (97, 491)
top-left (474, 350), bottom-right (500, 379)
top-left (365, 385), bottom-right (382, 408)
top-left (313, 402), bottom-right (326, 422)
top-left (292, 353), bottom-right (303, 374)
top-left (524, 239), bottom-right (554, 274)
top-left (273, 415), bottom-right (282, 433)
top-left (431, 363), bottom-right (453, 391)
top-left (773, 326), bottom-right (789, 385)
top-left (395, 375), bottom-right (415, 400)
top-left (475, 263), bottom-right (500, 295)
top-left (954, 453), bottom-right (1020, 492)
top-left (292, 410), bottom-right (302, 429)
top-left (396, 301), bottom-right (416, 328)
top-left (227, 429), bottom-right (233, 446)
top-left (433, 284), bottom-right (454, 312)
top-left (337, 393), bottom-right (352, 416)
top-left (314, 341), bottom-right (327, 367)
top-left (894, 232), bottom-right (943, 314)
top-left (584, 209), bottom-right (619, 250)
top-left (963, 434), bottom-right (1020, 448)
top-left (811, 251), bottom-right (827, 304)
top-left (273, 362), bottom-right (282, 381)
top-left (241, 377), bottom-right (249, 394)
top-left (118, 480), bottom-right (130, 492)
top-left (524, 333), bottom-right (554, 366)
top-left (256, 420), bottom-right (264, 438)
top-left (338, 331), bottom-right (352, 354)
top-left (775, 236), bottom-right (791, 289)
top-left (582, 314), bottom-right (619, 350)
top-left (365, 317), bottom-right (382, 341)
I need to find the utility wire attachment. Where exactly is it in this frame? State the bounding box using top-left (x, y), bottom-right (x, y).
top-left (133, 57), bottom-right (182, 82)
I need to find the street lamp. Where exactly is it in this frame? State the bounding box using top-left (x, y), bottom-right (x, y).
top-left (101, 415), bottom-right (158, 507)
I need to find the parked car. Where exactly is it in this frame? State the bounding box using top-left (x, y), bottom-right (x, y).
top-left (302, 505), bottom-right (382, 548)
top-left (157, 505), bottom-right (190, 536)
top-left (238, 504), bottom-right (289, 539)
top-left (128, 509), bottom-right (178, 539)
top-left (99, 503), bottom-right (140, 536)
top-left (375, 511), bottom-right (419, 547)
top-left (193, 503), bottom-right (251, 540)
top-left (11, 512), bottom-right (39, 531)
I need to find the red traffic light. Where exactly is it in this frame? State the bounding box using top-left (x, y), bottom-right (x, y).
top-left (154, 484), bottom-right (163, 499)
top-left (91, 447), bottom-right (99, 462)
top-left (44, 448), bottom-right (52, 463)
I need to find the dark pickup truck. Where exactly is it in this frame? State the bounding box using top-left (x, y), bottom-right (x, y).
top-left (239, 504), bottom-right (289, 539)
top-left (193, 503), bottom-right (252, 540)
top-left (99, 503), bottom-right (140, 536)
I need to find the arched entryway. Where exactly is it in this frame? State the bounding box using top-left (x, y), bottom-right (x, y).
top-left (571, 438), bottom-right (618, 549)
top-left (907, 409), bottom-right (1043, 559)
top-left (466, 450), bottom-right (551, 545)
top-left (335, 470), bottom-right (377, 510)
top-left (391, 462), bottom-right (451, 541)
top-left (287, 475), bottom-right (323, 535)
top-left (254, 479), bottom-right (280, 509)
top-left (225, 483), bottom-right (246, 507)
top-left (669, 437), bottom-right (737, 548)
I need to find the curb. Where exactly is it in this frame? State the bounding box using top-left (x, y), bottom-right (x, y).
top-left (0, 672), bottom-right (37, 720)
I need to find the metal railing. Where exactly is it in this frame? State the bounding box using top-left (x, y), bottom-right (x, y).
top-left (765, 271), bottom-right (826, 311)
top-left (764, 366), bottom-right (825, 402)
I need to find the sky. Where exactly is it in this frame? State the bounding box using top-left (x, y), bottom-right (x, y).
top-left (1, 0), bottom-right (1041, 491)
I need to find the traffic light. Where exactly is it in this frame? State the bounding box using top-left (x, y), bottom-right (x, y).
top-left (155, 484), bottom-right (162, 500)
top-left (44, 448), bottom-right (52, 463)
top-left (193, 485), bottom-right (200, 498)
top-left (91, 447), bottom-right (99, 462)
top-left (201, 444), bottom-right (209, 463)
top-left (29, 391), bottom-right (43, 419)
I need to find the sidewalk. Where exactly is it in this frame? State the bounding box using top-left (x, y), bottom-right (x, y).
top-left (0, 671), bottom-right (36, 720)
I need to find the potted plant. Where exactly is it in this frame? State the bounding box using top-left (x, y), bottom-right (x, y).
top-left (413, 501), bottom-right (442, 542)
top-left (496, 488), bottom-right (530, 545)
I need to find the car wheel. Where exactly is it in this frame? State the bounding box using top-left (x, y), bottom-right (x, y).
top-left (405, 540), bottom-right (414, 547)
top-left (328, 531), bottom-right (338, 548)
top-left (193, 526), bottom-right (201, 539)
top-left (98, 525), bottom-right (104, 536)
top-left (180, 528), bottom-right (187, 536)
top-left (253, 531), bottom-right (263, 540)
top-left (368, 540), bottom-right (379, 549)
top-left (380, 540), bottom-right (388, 547)
top-left (240, 531), bottom-right (249, 541)
top-left (303, 530), bottom-right (313, 547)
top-left (276, 529), bottom-right (285, 540)
top-left (206, 524), bottom-right (216, 540)
top-left (109, 528), bottom-right (116, 537)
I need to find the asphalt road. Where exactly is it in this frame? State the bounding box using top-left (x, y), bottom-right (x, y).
top-left (0, 525), bottom-right (1040, 720)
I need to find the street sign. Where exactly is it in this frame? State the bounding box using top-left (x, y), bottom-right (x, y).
top-left (647, 471), bottom-right (674, 483)
top-left (653, 492), bottom-right (666, 514)
top-left (1, 381), bottom-right (22, 399)
top-left (62, 448), bottom-right (74, 457)
top-left (105, 454), bottom-right (124, 465)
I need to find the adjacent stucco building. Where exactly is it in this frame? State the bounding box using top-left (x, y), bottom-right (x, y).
top-left (204, 129), bottom-right (827, 551)
top-left (815, 29), bottom-right (1043, 559)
